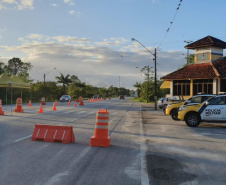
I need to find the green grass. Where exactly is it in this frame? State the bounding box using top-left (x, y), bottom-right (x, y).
top-left (130, 97), bottom-right (154, 103)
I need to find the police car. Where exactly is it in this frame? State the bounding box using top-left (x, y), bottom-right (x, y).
top-left (178, 94), bottom-right (226, 127)
top-left (166, 94), bottom-right (214, 120)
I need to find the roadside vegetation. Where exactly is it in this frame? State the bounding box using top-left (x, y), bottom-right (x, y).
top-left (0, 58), bottom-right (130, 104)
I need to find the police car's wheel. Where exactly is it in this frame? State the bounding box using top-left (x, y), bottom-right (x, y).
top-left (171, 109), bottom-right (179, 120)
top-left (185, 112), bottom-right (201, 127)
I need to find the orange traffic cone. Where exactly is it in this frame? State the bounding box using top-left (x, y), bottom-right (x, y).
top-left (74, 101), bottom-right (77, 107)
top-left (52, 103), bottom-right (56, 111)
top-left (55, 100), bottom-right (58, 106)
top-left (28, 100), bottom-right (32, 107)
top-left (68, 100), bottom-right (71, 106)
top-left (15, 98), bottom-right (24, 112)
top-left (39, 104), bottom-right (44, 113)
top-left (90, 109), bottom-right (111, 147)
top-left (0, 99), bottom-right (4, 115)
top-left (88, 98), bottom-right (90, 103)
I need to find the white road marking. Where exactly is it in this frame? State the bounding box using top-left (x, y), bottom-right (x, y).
top-left (140, 106), bottom-right (150, 185)
top-left (75, 111), bottom-right (87, 114)
top-left (13, 135), bottom-right (32, 143)
top-left (112, 112), bottom-right (118, 115)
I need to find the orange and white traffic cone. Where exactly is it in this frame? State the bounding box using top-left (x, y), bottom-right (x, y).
top-left (0, 99), bottom-right (4, 115)
top-left (68, 99), bottom-right (71, 106)
top-left (15, 98), bottom-right (24, 113)
top-left (74, 101), bottom-right (77, 107)
top-left (90, 109), bottom-right (111, 147)
top-left (39, 104), bottom-right (44, 113)
top-left (28, 100), bottom-right (32, 107)
top-left (52, 103), bottom-right (56, 111)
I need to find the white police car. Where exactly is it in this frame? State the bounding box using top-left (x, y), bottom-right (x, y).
top-left (185, 94), bottom-right (226, 127)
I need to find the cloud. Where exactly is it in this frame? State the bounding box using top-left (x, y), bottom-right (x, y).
top-left (52, 36), bottom-right (90, 43)
top-left (51, 3), bottom-right (57, 7)
top-left (26, 33), bottom-right (44, 40)
top-left (1, 35), bottom-right (186, 89)
top-left (69, 10), bottom-right (74, 15)
top-left (64, 0), bottom-right (75, 6)
top-left (18, 0), bottom-right (34, 10)
top-left (1, 0), bottom-right (34, 10)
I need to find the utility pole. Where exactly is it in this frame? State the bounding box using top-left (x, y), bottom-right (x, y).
top-left (131, 38), bottom-right (158, 109)
top-left (154, 48), bottom-right (157, 110)
top-left (184, 40), bottom-right (193, 65)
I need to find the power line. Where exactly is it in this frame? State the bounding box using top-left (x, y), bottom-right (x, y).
top-left (158, 0), bottom-right (183, 48)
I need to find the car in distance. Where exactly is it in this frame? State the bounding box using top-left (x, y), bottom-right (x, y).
top-left (93, 95), bottom-right (99, 99)
top-left (178, 95), bottom-right (226, 127)
top-left (60, 95), bottom-right (72, 102)
top-left (157, 98), bottom-right (165, 108)
top-left (166, 94), bottom-right (214, 120)
top-left (119, 95), bottom-right (125, 99)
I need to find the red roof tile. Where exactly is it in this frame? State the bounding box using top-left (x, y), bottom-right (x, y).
top-left (161, 63), bottom-right (218, 80)
top-left (213, 57), bottom-right (226, 78)
top-left (185, 36), bottom-right (226, 49)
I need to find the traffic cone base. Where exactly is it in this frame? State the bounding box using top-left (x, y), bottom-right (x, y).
top-left (39, 105), bottom-right (44, 113)
top-left (90, 136), bottom-right (111, 147)
top-left (28, 100), bottom-right (32, 107)
top-left (0, 111), bottom-right (4, 115)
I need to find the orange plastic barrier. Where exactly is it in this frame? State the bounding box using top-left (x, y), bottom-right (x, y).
top-left (28, 100), bottom-right (32, 107)
top-left (15, 98), bottom-right (24, 113)
top-left (39, 105), bottom-right (44, 113)
top-left (90, 109), bottom-right (111, 147)
top-left (0, 99), bottom-right (4, 115)
top-left (41, 97), bottom-right (46, 105)
top-left (31, 124), bottom-right (75, 144)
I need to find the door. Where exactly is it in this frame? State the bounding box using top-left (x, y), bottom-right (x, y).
top-left (201, 97), bottom-right (226, 121)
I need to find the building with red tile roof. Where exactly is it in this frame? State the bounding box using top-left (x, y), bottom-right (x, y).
top-left (161, 36), bottom-right (226, 99)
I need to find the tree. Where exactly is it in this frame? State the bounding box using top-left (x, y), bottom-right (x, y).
top-left (182, 54), bottom-right (195, 68)
top-left (133, 82), bottom-right (141, 98)
top-left (71, 75), bottom-right (79, 83)
top-left (4, 58), bottom-right (32, 81)
top-left (55, 73), bottom-right (72, 94)
top-left (0, 62), bottom-right (5, 75)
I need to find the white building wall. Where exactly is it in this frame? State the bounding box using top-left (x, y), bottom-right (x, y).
top-left (213, 79), bottom-right (217, 94)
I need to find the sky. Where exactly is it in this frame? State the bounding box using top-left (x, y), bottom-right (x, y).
top-left (1, 0), bottom-right (226, 90)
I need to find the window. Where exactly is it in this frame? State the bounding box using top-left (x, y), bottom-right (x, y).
top-left (220, 79), bottom-right (226, 92)
top-left (208, 97), bottom-right (226, 105)
top-left (191, 96), bottom-right (202, 103)
top-left (193, 79), bottom-right (213, 95)
top-left (196, 53), bottom-right (210, 61)
top-left (173, 80), bottom-right (190, 96)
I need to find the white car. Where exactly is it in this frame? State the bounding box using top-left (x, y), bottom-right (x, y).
top-left (60, 95), bottom-right (72, 102)
top-left (184, 95), bottom-right (226, 127)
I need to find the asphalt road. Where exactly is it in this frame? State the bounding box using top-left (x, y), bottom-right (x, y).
top-left (141, 104), bottom-right (226, 185)
top-left (1, 99), bottom-right (226, 185)
top-left (0, 98), bottom-right (149, 185)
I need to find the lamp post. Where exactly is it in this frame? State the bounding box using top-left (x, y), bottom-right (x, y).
top-left (184, 40), bottom-right (193, 65)
top-left (43, 68), bottom-right (56, 98)
top-left (132, 38), bottom-right (157, 109)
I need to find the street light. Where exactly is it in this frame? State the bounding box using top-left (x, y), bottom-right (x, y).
top-left (132, 38), bottom-right (157, 109)
top-left (43, 68), bottom-right (56, 98)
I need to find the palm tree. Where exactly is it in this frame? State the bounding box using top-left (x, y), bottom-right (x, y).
top-left (133, 82), bottom-right (141, 98)
top-left (55, 73), bottom-right (72, 94)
